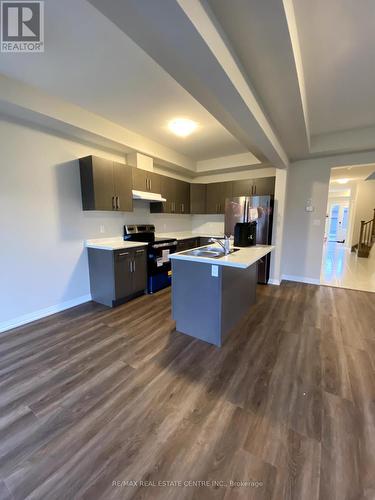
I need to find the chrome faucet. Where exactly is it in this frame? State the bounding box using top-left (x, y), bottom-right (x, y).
top-left (209, 235), bottom-right (231, 255)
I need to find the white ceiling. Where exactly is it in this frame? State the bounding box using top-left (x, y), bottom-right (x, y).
top-left (293, 0), bottom-right (375, 136)
top-left (331, 164), bottom-right (375, 181)
top-left (206, 0), bottom-right (309, 159)
top-left (0, 0), bottom-right (247, 161)
top-left (2, 0), bottom-right (375, 167)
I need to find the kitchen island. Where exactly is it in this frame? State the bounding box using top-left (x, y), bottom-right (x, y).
top-left (170, 243), bottom-right (274, 347)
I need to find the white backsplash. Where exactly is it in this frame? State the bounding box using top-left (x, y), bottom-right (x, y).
top-left (191, 214), bottom-right (225, 236)
top-left (122, 200), bottom-right (192, 233)
top-left (91, 201), bottom-right (225, 238)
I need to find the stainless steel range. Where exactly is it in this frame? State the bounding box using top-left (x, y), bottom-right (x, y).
top-left (124, 224), bottom-right (177, 293)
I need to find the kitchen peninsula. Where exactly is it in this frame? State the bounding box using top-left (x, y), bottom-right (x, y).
top-left (170, 243), bottom-right (274, 347)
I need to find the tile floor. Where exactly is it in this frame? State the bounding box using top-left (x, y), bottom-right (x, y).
top-left (321, 241), bottom-right (375, 292)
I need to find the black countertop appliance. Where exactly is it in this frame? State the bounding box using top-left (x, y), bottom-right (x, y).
top-left (234, 221), bottom-right (257, 247)
top-left (124, 224), bottom-right (177, 293)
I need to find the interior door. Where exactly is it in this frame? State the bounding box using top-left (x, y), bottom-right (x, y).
top-left (337, 206), bottom-right (349, 242)
top-left (327, 201), bottom-right (350, 242)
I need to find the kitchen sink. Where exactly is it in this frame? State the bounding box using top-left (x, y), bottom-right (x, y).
top-left (181, 246), bottom-right (240, 259)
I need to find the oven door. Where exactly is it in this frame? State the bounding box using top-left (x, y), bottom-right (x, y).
top-left (148, 241), bottom-right (177, 275)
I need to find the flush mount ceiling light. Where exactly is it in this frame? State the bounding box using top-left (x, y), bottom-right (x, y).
top-left (168, 118), bottom-right (197, 137)
top-left (337, 178), bottom-right (349, 184)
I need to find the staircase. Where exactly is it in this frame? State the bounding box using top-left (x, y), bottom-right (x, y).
top-left (351, 208), bottom-right (375, 258)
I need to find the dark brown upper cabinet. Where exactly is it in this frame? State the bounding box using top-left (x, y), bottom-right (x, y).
top-left (175, 179), bottom-right (190, 214)
top-left (232, 176), bottom-right (276, 197)
top-left (252, 176), bottom-right (275, 196)
top-left (132, 168), bottom-right (161, 194)
top-left (150, 176), bottom-right (190, 214)
top-left (206, 181), bottom-right (233, 214)
top-left (79, 156), bottom-right (133, 212)
top-left (190, 183), bottom-right (207, 214)
top-left (113, 161), bottom-right (133, 211)
top-left (232, 179), bottom-right (254, 197)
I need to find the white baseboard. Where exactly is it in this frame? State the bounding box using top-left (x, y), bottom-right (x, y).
top-left (281, 274), bottom-right (320, 285)
top-left (268, 278), bottom-right (280, 285)
top-left (0, 294), bottom-right (92, 334)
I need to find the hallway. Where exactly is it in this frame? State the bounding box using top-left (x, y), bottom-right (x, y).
top-left (321, 242), bottom-right (375, 292)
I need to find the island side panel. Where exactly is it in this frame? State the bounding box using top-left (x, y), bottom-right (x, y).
top-left (221, 262), bottom-right (257, 343)
top-left (171, 260), bottom-right (222, 347)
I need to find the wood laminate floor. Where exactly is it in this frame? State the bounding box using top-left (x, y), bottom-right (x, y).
top-left (0, 282), bottom-right (374, 499)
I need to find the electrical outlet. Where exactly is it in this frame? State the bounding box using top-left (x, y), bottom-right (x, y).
top-left (211, 265), bottom-right (219, 277)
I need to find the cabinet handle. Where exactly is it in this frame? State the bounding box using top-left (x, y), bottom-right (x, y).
top-left (136, 249), bottom-right (144, 254)
top-left (133, 259), bottom-right (136, 272)
top-left (149, 178), bottom-right (152, 191)
top-left (112, 196), bottom-right (116, 210)
top-left (119, 252), bottom-right (129, 256)
top-left (117, 196), bottom-right (120, 210)
top-left (129, 260), bottom-right (132, 272)
top-left (181, 203), bottom-right (184, 213)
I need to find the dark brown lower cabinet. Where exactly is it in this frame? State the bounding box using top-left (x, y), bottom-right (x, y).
top-left (176, 238), bottom-right (201, 252)
top-left (88, 246), bottom-right (147, 307)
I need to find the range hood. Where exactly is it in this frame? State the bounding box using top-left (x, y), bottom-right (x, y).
top-left (132, 190), bottom-right (166, 202)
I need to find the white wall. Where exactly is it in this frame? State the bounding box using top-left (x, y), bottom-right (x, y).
top-left (0, 118), bottom-right (191, 331)
top-left (0, 116), bottom-right (283, 332)
top-left (191, 215), bottom-right (224, 236)
top-left (282, 159), bottom-right (331, 283)
top-left (270, 168), bottom-right (288, 284)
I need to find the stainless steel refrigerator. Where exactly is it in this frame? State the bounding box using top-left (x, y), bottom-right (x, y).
top-left (225, 195), bottom-right (273, 284)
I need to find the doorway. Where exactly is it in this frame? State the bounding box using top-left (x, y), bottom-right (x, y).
top-left (326, 200), bottom-right (350, 243)
top-left (320, 165), bottom-right (375, 293)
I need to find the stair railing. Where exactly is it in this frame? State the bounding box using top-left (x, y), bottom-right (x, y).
top-left (358, 208), bottom-right (375, 255)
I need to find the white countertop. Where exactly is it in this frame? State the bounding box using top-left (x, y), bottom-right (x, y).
top-left (170, 243), bottom-right (275, 269)
top-left (85, 237), bottom-right (148, 251)
top-left (156, 231), bottom-right (224, 241)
